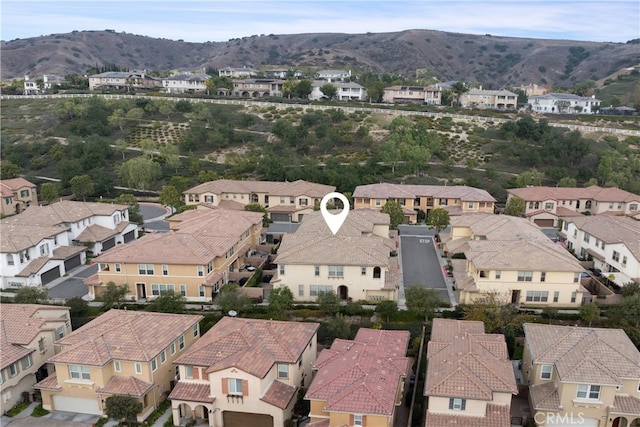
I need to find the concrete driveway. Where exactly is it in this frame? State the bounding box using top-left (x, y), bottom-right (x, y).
top-left (2, 407), bottom-right (100, 427)
top-left (397, 225), bottom-right (450, 303)
top-left (46, 264), bottom-right (98, 300)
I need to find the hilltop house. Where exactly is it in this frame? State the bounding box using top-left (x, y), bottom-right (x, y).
top-left (1, 304), bottom-right (72, 410)
top-left (443, 213), bottom-right (586, 306)
top-left (271, 209), bottom-right (400, 302)
top-left (506, 186), bottom-right (640, 227)
top-left (306, 328), bottom-right (410, 427)
top-left (353, 183), bottom-right (496, 223)
top-left (230, 79), bottom-right (285, 97)
top-left (88, 71), bottom-right (161, 91)
top-left (382, 85), bottom-right (442, 105)
top-left (218, 67), bottom-right (258, 78)
top-left (35, 310), bottom-right (202, 420)
top-left (162, 73), bottom-right (210, 94)
top-left (309, 80), bottom-right (367, 101)
top-left (459, 88), bottom-right (517, 109)
top-left (424, 319), bottom-right (518, 427)
top-left (523, 323), bottom-right (640, 427)
top-left (183, 179), bottom-right (335, 222)
top-left (85, 209), bottom-right (264, 302)
top-left (529, 93), bottom-right (601, 114)
top-left (169, 317), bottom-right (319, 427)
top-left (0, 177), bottom-right (38, 216)
top-left (316, 69), bottom-right (351, 81)
top-left (558, 215), bottom-right (640, 287)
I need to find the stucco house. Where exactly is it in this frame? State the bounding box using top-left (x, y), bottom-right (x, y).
top-left (424, 319), bottom-right (518, 427)
top-left (558, 215), bottom-right (640, 287)
top-left (382, 85), bottom-right (442, 105)
top-left (523, 323), bottom-right (640, 427)
top-left (169, 317), bottom-right (319, 427)
top-left (309, 80), bottom-right (367, 101)
top-left (183, 179), bottom-right (335, 222)
top-left (162, 73), bottom-right (210, 94)
top-left (306, 328), bottom-right (410, 427)
top-left (85, 209), bottom-right (264, 302)
top-left (231, 79), bottom-right (284, 97)
top-left (459, 88), bottom-right (517, 109)
top-left (88, 71), bottom-right (161, 91)
top-left (271, 209), bottom-right (400, 302)
top-left (529, 93), bottom-right (601, 114)
top-left (443, 213), bottom-right (586, 306)
top-left (0, 177), bottom-right (38, 216)
top-left (1, 304), bottom-right (72, 411)
top-left (218, 67), bottom-right (258, 78)
top-left (316, 69), bottom-right (351, 81)
top-left (34, 310), bottom-right (202, 421)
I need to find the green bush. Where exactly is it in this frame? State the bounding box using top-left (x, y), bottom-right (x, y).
top-left (31, 404), bottom-right (49, 417)
top-left (6, 402), bottom-right (30, 417)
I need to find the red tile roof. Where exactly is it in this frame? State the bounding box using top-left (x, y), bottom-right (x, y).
top-left (611, 395), bottom-right (640, 415)
top-left (508, 185), bottom-right (640, 203)
top-left (168, 382), bottom-right (215, 403)
top-left (306, 329), bottom-right (410, 416)
top-left (424, 403), bottom-right (511, 427)
top-left (530, 381), bottom-right (560, 411)
top-left (174, 317), bottom-right (319, 379)
top-left (96, 376), bottom-right (154, 397)
top-left (33, 373), bottom-right (61, 391)
top-left (260, 379), bottom-right (297, 409)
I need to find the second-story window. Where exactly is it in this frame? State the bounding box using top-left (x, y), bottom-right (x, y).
top-left (449, 398), bottom-right (466, 410)
top-left (227, 378), bottom-right (243, 395)
top-left (576, 384), bottom-right (600, 400)
top-left (540, 364), bottom-right (553, 380)
top-left (277, 363), bottom-right (288, 379)
top-left (138, 264), bottom-right (154, 275)
top-left (328, 266), bottom-right (344, 277)
top-left (162, 265), bottom-right (169, 276)
top-left (517, 271), bottom-right (533, 282)
top-left (135, 363), bottom-right (142, 374)
top-left (69, 365), bottom-right (90, 380)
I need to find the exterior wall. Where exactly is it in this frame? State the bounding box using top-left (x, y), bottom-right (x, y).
top-left (354, 196), bottom-right (494, 216)
top-left (530, 96), bottom-right (600, 114)
top-left (1, 359), bottom-right (37, 410)
top-left (460, 91), bottom-right (517, 109)
top-left (0, 185), bottom-right (38, 216)
top-left (428, 395), bottom-right (487, 417)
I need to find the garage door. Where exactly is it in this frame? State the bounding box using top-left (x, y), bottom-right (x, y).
top-left (223, 411), bottom-right (273, 427)
top-left (102, 237), bottom-right (116, 251)
top-left (53, 395), bottom-right (101, 415)
top-left (270, 213), bottom-right (290, 222)
top-left (544, 417), bottom-right (598, 426)
top-left (41, 266), bottom-right (61, 285)
top-left (64, 254), bottom-right (82, 271)
top-left (123, 230), bottom-right (136, 243)
top-left (534, 219), bottom-right (555, 227)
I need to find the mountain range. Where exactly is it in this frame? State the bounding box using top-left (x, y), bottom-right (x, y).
top-left (1, 29), bottom-right (638, 88)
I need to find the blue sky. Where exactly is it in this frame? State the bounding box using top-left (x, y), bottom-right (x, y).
top-left (1, 0), bottom-right (638, 43)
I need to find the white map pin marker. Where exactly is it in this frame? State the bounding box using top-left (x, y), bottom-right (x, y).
top-left (320, 192), bottom-right (350, 235)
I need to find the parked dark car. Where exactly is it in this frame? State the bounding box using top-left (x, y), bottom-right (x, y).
top-left (239, 277), bottom-right (249, 286)
top-left (262, 274), bottom-right (273, 283)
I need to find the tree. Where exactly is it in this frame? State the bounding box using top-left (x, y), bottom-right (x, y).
top-left (146, 290), bottom-right (186, 313)
top-left (515, 169), bottom-right (544, 187)
top-left (159, 185), bottom-right (183, 212)
top-left (101, 282), bottom-right (129, 310)
top-left (119, 157), bottom-right (162, 191)
top-left (13, 287), bottom-right (47, 304)
top-left (404, 286), bottom-right (442, 320)
top-left (579, 302), bottom-right (600, 327)
top-left (451, 81), bottom-right (468, 107)
top-left (505, 196), bottom-right (525, 217)
top-left (107, 108), bottom-right (126, 131)
top-left (381, 200), bottom-right (404, 229)
top-left (427, 208), bottom-right (450, 232)
top-left (293, 79), bottom-right (313, 99)
top-left (244, 203), bottom-right (270, 226)
top-left (319, 83), bottom-right (338, 100)
top-left (622, 294), bottom-right (640, 327)
top-left (558, 176), bottom-right (577, 187)
top-left (541, 306), bottom-right (559, 324)
top-left (70, 174), bottom-right (94, 201)
top-left (327, 313), bottom-right (351, 339)
top-left (215, 284), bottom-right (251, 316)
top-left (65, 296), bottom-right (91, 318)
top-left (40, 182), bottom-right (60, 204)
top-left (1, 160), bottom-right (22, 179)
top-left (621, 282), bottom-right (640, 298)
top-left (268, 287), bottom-right (294, 320)
top-left (115, 138), bottom-right (128, 160)
top-left (104, 395), bottom-right (142, 422)
top-left (159, 144), bottom-right (181, 173)
top-left (316, 291), bottom-right (341, 316)
top-left (115, 193), bottom-right (143, 224)
top-left (375, 300), bottom-right (398, 324)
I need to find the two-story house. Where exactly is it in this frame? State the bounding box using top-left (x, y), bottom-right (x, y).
top-left (85, 209), bottom-right (264, 302)
top-left (272, 209), bottom-right (400, 302)
top-left (382, 85), bottom-right (443, 105)
top-left (162, 73), bottom-right (210, 94)
top-left (35, 310), bottom-right (202, 421)
top-left (218, 67), bottom-right (258, 78)
top-left (507, 186), bottom-right (640, 227)
top-left (184, 179), bottom-right (335, 222)
top-left (309, 80), bottom-right (367, 101)
top-left (529, 93), bottom-right (601, 114)
top-left (88, 71), bottom-right (161, 91)
top-left (353, 183), bottom-right (496, 223)
top-left (558, 215), bottom-right (639, 287)
top-left (1, 304), bottom-right (72, 410)
top-left (0, 177), bottom-right (38, 216)
top-left (459, 88), bottom-right (518, 109)
top-left (523, 323), bottom-right (640, 427)
top-left (443, 213), bottom-right (586, 306)
top-left (305, 328), bottom-right (410, 427)
top-left (169, 317), bottom-right (319, 427)
top-left (316, 69), bottom-right (351, 81)
top-left (424, 319), bottom-right (518, 427)
top-left (231, 79), bottom-right (284, 97)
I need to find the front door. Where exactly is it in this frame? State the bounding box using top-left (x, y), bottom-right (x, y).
top-left (338, 285), bottom-right (348, 300)
top-left (511, 290), bottom-right (520, 304)
top-left (136, 283), bottom-right (146, 299)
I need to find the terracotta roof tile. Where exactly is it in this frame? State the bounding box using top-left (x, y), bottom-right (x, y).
top-left (168, 382), bottom-right (215, 403)
top-left (562, 215), bottom-right (640, 260)
top-left (306, 329), bottom-right (410, 416)
top-left (33, 373), bottom-right (61, 391)
top-left (611, 395), bottom-right (640, 415)
top-left (3, 200), bottom-right (129, 227)
top-left (508, 185), bottom-right (640, 203)
top-left (260, 380), bottom-right (297, 409)
top-left (75, 223), bottom-right (119, 243)
top-left (425, 403), bottom-right (510, 427)
top-left (353, 183), bottom-right (496, 202)
top-left (530, 381), bottom-right (560, 411)
top-left (1, 222), bottom-right (69, 253)
top-left (185, 179), bottom-right (335, 199)
top-left (175, 318), bottom-right (318, 379)
top-left (96, 376), bottom-right (154, 397)
top-left (0, 178), bottom-right (36, 196)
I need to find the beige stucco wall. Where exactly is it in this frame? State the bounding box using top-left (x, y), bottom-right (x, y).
top-left (427, 395), bottom-right (487, 417)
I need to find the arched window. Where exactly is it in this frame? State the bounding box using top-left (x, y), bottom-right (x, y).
top-left (373, 267), bottom-right (381, 279)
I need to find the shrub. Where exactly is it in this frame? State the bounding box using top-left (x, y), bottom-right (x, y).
top-left (6, 402), bottom-right (30, 417)
top-left (31, 404), bottom-right (50, 417)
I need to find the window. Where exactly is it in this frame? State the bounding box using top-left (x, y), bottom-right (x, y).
top-left (115, 263), bottom-right (121, 272)
top-left (170, 342), bottom-right (176, 355)
top-left (630, 203), bottom-right (638, 211)
top-left (197, 265), bottom-right (204, 277)
top-left (328, 265), bottom-right (344, 277)
top-left (541, 364), bottom-right (553, 380)
top-left (178, 335), bottom-right (185, 350)
top-left (375, 199), bottom-right (381, 207)
top-left (449, 398), bottom-right (466, 410)
top-left (135, 363), bottom-right (142, 374)
top-left (583, 233), bottom-right (590, 243)
top-left (277, 363), bottom-right (288, 379)
top-left (290, 197), bottom-right (295, 204)
top-left (361, 267), bottom-right (367, 276)
top-left (279, 265), bottom-right (285, 275)
top-left (354, 415), bottom-right (363, 426)
top-left (439, 198), bottom-right (448, 206)
top-left (468, 201), bottom-right (474, 209)
top-left (373, 266), bottom-right (381, 279)
top-left (571, 292), bottom-right (577, 303)
top-left (20, 355), bottom-right (32, 370)
top-left (193, 324), bottom-right (199, 337)
top-left (553, 291), bottom-right (559, 303)
top-left (576, 384), bottom-right (600, 400)
top-left (517, 271), bottom-right (533, 282)
top-left (185, 366), bottom-right (193, 379)
top-left (20, 189), bottom-right (29, 198)
top-left (227, 377), bottom-right (244, 395)
top-left (310, 285), bottom-right (333, 296)
top-left (178, 284), bottom-right (186, 296)
top-left (298, 284), bottom-right (304, 297)
top-left (545, 202), bottom-right (554, 210)
top-left (55, 326), bottom-right (65, 340)
top-left (138, 264), bottom-right (154, 275)
top-left (6, 255), bottom-right (14, 266)
top-left (8, 363), bottom-right (18, 377)
top-left (495, 271), bottom-right (501, 279)
top-left (314, 266), bottom-right (320, 276)
top-left (526, 291), bottom-right (548, 302)
top-left (69, 365), bottom-right (91, 380)
top-left (613, 251), bottom-right (620, 262)
top-left (207, 261), bottom-right (213, 273)
top-left (162, 265), bottom-right (169, 276)
top-left (280, 196), bottom-right (285, 204)
top-left (300, 198), bottom-right (308, 206)
top-left (622, 256), bottom-right (627, 266)
top-left (151, 284), bottom-right (175, 296)
top-left (160, 351), bottom-right (166, 364)
top-left (540, 272), bottom-right (546, 282)
top-left (151, 358), bottom-right (157, 372)
top-left (114, 360), bottom-right (121, 372)
top-left (573, 273), bottom-right (580, 283)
